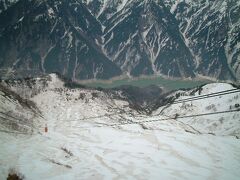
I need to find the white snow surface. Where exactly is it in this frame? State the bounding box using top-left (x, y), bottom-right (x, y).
top-left (0, 74), bottom-right (240, 179)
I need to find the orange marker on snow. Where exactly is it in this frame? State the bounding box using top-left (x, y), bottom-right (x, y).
top-left (44, 124), bottom-right (48, 133)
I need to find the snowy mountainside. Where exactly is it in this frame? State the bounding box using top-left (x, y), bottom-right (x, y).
top-left (0, 83), bottom-right (42, 134)
top-left (0, 0), bottom-right (121, 80)
top-left (0, 0), bottom-right (239, 80)
top-left (0, 74), bottom-right (240, 179)
top-left (163, 0), bottom-right (240, 80)
top-left (1, 73), bottom-right (240, 135)
top-left (152, 83), bottom-right (240, 136)
top-left (85, 0), bottom-right (196, 78)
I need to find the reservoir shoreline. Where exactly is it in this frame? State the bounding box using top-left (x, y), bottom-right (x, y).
top-left (76, 74), bottom-right (217, 91)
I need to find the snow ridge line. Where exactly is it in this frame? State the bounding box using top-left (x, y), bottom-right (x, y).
top-left (97, 109), bottom-right (240, 128)
top-left (37, 87), bottom-right (240, 126)
top-left (1, 109), bottom-right (239, 134)
top-left (173, 89), bottom-right (240, 104)
top-left (53, 88), bottom-right (240, 123)
top-left (64, 109), bottom-right (240, 127)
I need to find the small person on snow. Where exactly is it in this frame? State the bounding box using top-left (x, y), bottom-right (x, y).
top-left (44, 124), bottom-right (48, 133)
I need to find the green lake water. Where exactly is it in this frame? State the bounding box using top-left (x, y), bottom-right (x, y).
top-left (82, 76), bottom-right (213, 91)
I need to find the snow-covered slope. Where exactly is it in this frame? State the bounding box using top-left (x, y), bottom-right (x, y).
top-left (152, 83), bottom-right (240, 136)
top-left (0, 83), bottom-right (42, 134)
top-left (1, 124), bottom-right (239, 180)
top-left (0, 74), bottom-right (240, 179)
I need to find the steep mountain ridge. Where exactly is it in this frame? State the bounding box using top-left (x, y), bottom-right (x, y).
top-left (0, 0), bottom-right (121, 79)
top-left (100, 0), bottom-right (196, 77)
top-left (0, 0), bottom-right (239, 81)
top-left (163, 0), bottom-right (240, 80)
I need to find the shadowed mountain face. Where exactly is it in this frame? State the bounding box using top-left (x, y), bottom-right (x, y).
top-left (0, 0), bottom-right (122, 79)
top-left (0, 0), bottom-right (239, 81)
top-left (107, 85), bottom-right (164, 113)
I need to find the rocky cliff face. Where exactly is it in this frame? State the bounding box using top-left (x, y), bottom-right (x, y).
top-left (164, 0), bottom-right (240, 80)
top-left (0, 0), bottom-right (121, 79)
top-left (0, 0), bottom-right (18, 13)
top-left (0, 0), bottom-right (239, 81)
